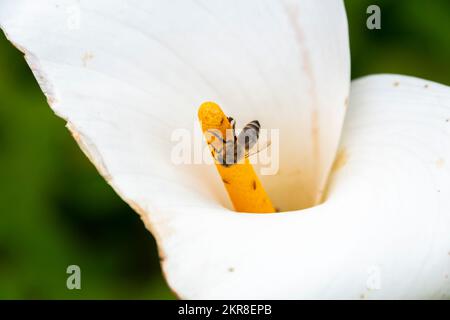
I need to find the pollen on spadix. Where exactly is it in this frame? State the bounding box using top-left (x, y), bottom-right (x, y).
top-left (198, 102), bottom-right (275, 213)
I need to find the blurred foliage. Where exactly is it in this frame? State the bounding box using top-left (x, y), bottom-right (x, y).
top-left (0, 1), bottom-right (448, 299)
top-left (0, 23), bottom-right (172, 300)
top-left (345, 0), bottom-right (449, 84)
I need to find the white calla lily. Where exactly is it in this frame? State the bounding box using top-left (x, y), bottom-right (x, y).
top-left (1, 0), bottom-right (449, 299)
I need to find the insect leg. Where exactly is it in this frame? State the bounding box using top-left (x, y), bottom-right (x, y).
top-left (227, 117), bottom-right (237, 142)
top-left (209, 142), bottom-right (223, 155)
top-left (209, 142), bottom-right (225, 164)
top-left (206, 129), bottom-right (227, 144)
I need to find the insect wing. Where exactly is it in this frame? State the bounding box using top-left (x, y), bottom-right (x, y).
top-left (237, 120), bottom-right (260, 151)
top-left (245, 140), bottom-right (272, 159)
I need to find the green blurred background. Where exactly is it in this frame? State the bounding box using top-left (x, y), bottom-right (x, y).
top-left (0, 1), bottom-right (448, 299)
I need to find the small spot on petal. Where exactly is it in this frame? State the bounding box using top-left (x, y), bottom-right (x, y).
top-left (393, 81), bottom-right (400, 87)
top-left (436, 158), bottom-right (445, 169)
top-left (228, 267), bottom-right (234, 273)
top-left (424, 84), bottom-right (429, 88)
top-left (81, 52), bottom-right (94, 67)
top-left (46, 96), bottom-right (58, 105)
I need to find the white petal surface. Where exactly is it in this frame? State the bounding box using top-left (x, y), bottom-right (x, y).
top-left (161, 75), bottom-right (450, 299)
top-left (0, 0), bottom-right (350, 211)
top-left (5, 1), bottom-right (449, 299)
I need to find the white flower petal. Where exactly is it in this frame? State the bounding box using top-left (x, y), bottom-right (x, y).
top-left (0, 0), bottom-right (350, 211)
top-left (2, 0), bottom-right (450, 300)
top-left (17, 2), bottom-right (450, 300)
top-left (161, 75), bottom-right (450, 299)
